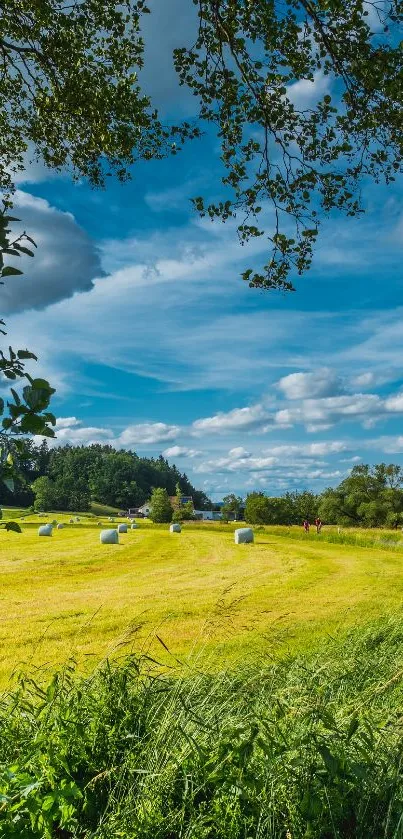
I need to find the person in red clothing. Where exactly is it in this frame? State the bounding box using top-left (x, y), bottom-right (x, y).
top-left (315, 517), bottom-right (322, 533)
top-left (303, 519), bottom-right (310, 532)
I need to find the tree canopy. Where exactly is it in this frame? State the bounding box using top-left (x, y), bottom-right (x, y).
top-left (0, 1), bottom-right (402, 290)
top-left (318, 463), bottom-right (403, 528)
top-left (244, 465), bottom-right (403, 528)
top-left (150, 487), bottom-right (173, 523)
top-left (10, 441), bottom-right (211, 512)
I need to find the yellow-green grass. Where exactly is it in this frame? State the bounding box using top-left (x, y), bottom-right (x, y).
top-left (0, 522), bottom-right (403, 687)
top-left (90, 501), bottom-right (122, 517)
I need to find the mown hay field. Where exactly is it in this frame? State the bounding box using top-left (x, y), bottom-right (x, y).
top-left (0, 514), bottom-right (402, 687)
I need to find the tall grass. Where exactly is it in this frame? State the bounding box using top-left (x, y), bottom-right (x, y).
top-left (262, 525), bottom-right (403, 552)
top-left (0, 615), bottom-right (403, 837)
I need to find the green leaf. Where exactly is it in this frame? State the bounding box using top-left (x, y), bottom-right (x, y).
top-left (14, 245), bottom-right (35, 257)
top-left (347, 716), bottom-right (359, 740)
top-left (1, 266), bottom-right (23, 277)
top-left (317, 743), bottom-right (339, 775)
top-left (17, 349), bottom-right (37, 360)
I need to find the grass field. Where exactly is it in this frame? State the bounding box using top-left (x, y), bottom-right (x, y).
top-left (1, 515), bottom-right (403, 687)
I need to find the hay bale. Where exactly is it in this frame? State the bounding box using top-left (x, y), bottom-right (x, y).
top-left (118, 523), bottom-right (128, 533)
top-left (69, 518), bottom-right (74, 524)
top-left (131, 523), bottom-right (138, 530)
top-left (234, 527), bottom-right (254, 544)
top-left (38, 524), bottom-right (53, 537)
top-left (75, 516), bottom-right (80, 522)
top-left (57, 524), bottom-right (64, 530)
top-left (170, 523), bottom-right (181, 533)
top-left (97, 521), bottom-right (103, 526)
top-left (100, 529), bottom-right (119, 545)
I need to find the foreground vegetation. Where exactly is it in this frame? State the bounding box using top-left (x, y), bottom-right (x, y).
top-left (0, 518), bottom-right (403, 687)
top-left (1, 614), bottom-right (403, 838)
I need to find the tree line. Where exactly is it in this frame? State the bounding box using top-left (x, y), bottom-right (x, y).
top-left (245, 465), bottom-right (403, 529)
top-left (1, 441), bottom-right (210, 512)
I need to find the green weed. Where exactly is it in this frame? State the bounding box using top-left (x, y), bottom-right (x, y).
top-left (0, 615), bottom-right (403, 837)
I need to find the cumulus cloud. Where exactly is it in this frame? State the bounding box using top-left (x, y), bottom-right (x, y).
top-left (195, 453), bottom-right (278, 474)
top-left (192, 404), bottom-right (270, 435)
top-left (54, 417), bottom-right (82, 430)
top-left (118, 422), bottom-right (179, 446)
top-left (277, 369), bottom-right (344, 400)
top-left (162, 445), bottom-right (201, 458)
top-left (275, 393), bottom-right (384, 430)
top-left (287, 71), bottom-right (331, 109)
top-left (2, 191), bottom-right (101, 313)
top-left (51, 418), bottom-right (112, 446)
top-left (384, 392), bottom-right (403, 412)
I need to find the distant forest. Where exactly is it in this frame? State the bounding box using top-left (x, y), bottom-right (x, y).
top-left (1, 441), bottom-right (211, 512)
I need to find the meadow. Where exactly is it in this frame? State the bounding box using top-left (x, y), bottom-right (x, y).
top-left (0, 511), bottom-right (403, 687)
top-left (1, 512), bottom-right (403, 836)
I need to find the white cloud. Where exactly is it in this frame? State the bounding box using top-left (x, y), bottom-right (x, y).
top-left (192, 404), bottom-right (270, 435)
top-left (275, 393), bottom-right (384, 430)
top-left (277, 369), bottom-right (344, 400)
top-left (162, 445), bottom-right (201, 458)
top-left (368, 436), bottom-right (403, 454)
top-left (287, 71), bottom-right (331, 109)
top-left (228, 446), bottom-right (251, 458)
top-left (54, 416), bottom-right (82, 430)
top-left (118, 422), bottom-right (179, 446)
top-left (384, 392), bottom-right (403, 412)
top-left (53, 424), bottom-right (112, 446)
top-left (351, 372), bottom-right (377, 389)
top-left (264, 441), bottom-right (348, 457)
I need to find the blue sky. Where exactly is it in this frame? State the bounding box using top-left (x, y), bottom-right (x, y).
top-left (6, 2), bottom-right (403, 500)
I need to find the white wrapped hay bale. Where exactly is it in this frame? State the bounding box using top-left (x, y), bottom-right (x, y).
top-left (57, 524), bottom-right (64, 530)
top-left (100, 529), bottom-right (119, 545)
top-left (170, 523), bottom-right (181, 533)
top-left (38, 524), bottom-right (53, 537)
top-left (234, 527), bottom-right (254, 544)
top-left (118, 523), bottom-right (128, 533)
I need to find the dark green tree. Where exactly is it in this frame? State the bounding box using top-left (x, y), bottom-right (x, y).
top-left (150, 487), bottom-right (173, 524)
top-left (319, 464), bottom-right (403, 527)
top-left (244, 493), bottom-right (271, 525)
top-left (31, 475), bottom-right (56, 512)
top-left (221, 493), bottom-right (243, 521)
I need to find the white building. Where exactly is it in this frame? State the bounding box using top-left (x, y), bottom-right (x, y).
top-left (137, 502), bottom-right (152, 517)
top-left (194, 510), bottom-right (223, 521)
